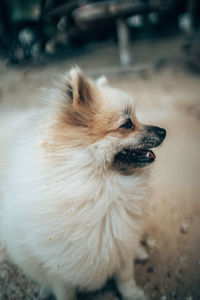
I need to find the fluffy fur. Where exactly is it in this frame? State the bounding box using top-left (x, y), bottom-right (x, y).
top-left (0, 67), bottom-right (166, 300)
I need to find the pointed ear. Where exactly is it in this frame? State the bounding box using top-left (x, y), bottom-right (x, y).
top-left (66, 67), bottom-right (94, 109)
top-left (96, 75), bottom-right (108, 87)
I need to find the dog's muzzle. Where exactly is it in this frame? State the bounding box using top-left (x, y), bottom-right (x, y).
top-left (113, 125), bottom-right (166, 170)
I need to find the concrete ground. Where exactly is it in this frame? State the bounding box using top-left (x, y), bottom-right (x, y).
top-left (0, 34), bottom-right (200, 300)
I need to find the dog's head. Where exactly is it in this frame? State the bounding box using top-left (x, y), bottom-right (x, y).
top-left (49, 67), bottom-right (166, 174)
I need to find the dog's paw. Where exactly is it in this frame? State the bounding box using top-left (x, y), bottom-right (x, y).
top-left (134, 289), bottom-right (147, 300)
top-left (39, 286), bottom-right (51, 299)
top-left (124, 288), bottom-right (147, 300)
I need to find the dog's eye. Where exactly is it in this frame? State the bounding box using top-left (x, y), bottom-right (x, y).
top-left (120, 118), bottom-right (134, 130)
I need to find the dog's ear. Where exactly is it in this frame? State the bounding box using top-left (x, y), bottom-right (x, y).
top-left (66, 67), bottom-right (94, 109)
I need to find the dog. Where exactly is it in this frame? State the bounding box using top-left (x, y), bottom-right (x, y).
top-left (0, 67), bottom-right (166, 300)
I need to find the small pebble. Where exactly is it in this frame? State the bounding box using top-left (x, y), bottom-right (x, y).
top-left (180, 223), bottom-right (188, 233)
top-left (161, 296), bottom-right (167, 300)
top-left (146, 238), bottom-right (157, 248)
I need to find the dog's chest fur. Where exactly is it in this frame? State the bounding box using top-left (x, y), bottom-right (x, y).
top-left (34, 171), bottom-right (147, 290)
top-left (0, 132), bottom-right (148, 292)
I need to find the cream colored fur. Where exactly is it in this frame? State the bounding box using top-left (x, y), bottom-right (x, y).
top-left (0, 68), bottom-right (150, 300)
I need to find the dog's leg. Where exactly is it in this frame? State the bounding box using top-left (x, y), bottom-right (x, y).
top-left (115, 261), bottom-right (147, 300)
top-left (52, 283), bottom-right (76, 300)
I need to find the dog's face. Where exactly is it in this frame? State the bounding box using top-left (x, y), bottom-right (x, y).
top-left (50, 67), bottom-right (166, 173)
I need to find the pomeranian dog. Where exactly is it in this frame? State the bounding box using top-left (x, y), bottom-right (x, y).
top-left (0, 67), bottom-right (166, 300)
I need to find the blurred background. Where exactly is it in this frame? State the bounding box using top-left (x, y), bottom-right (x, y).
top-left (0, 0), bottom-right (200, 68)
top-left (0, 1), bottom-right (200, 300)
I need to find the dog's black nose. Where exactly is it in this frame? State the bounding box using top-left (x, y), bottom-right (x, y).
top-left (155, 127), bottom-right (166, 139)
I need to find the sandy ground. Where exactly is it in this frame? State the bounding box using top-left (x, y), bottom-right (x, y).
top-left (0, 35), bottom-right (200, 300)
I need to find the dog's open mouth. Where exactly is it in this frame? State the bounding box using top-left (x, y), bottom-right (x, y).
top-left (114, 148), bottom-right (156, 168)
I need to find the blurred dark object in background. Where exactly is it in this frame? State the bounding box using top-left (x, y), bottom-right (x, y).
top-left (183, 31), bottom-right (200, 72)
top-left (0, 0), bottom-right (200, 66)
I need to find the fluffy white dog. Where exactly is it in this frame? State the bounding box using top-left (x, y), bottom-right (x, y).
top-left (0, 68), bottom-right (166, 300)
